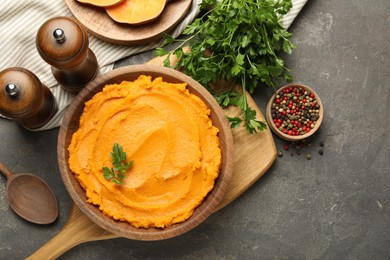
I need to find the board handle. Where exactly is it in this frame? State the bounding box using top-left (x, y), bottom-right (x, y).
top-left (26, 204), bottom-right (118, 260)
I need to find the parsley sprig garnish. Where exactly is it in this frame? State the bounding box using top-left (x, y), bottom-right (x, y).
top-left (155, 0), bottom-right (296, 134)
top-left (102, 143), bottom-right (133, 184)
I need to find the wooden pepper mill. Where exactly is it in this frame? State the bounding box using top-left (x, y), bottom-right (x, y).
top-left (0, 67), bottom-right (58, 129)
top-left (36, 16), bottom-right (99, 94)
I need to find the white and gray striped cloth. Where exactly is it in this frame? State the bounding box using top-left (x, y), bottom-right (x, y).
top-left (0, 0), bottom-right (307, 130)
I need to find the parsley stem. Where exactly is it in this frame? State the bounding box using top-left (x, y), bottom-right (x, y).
top-left (241, 74), bottom-right (248, 112)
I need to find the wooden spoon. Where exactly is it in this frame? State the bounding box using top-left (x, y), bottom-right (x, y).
top-left (0, 162), bottom-right (58, 224)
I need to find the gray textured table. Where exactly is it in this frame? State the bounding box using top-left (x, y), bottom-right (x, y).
top-left (1, 0), bottom-right (389, 259)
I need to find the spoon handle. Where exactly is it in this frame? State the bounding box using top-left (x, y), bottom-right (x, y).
top-left (0, 162), bottom-right (14, 180)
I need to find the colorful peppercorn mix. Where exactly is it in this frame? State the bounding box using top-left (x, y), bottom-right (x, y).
top-left (270, 86), bottom-right (321, 137)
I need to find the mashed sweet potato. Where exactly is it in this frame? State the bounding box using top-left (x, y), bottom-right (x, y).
top-left (68, 75), bottom-right (221, 228)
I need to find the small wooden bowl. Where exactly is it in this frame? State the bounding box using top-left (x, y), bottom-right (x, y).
top-left (266, 84), bottom-right (323, 142)
top-left (57, 64), bottom-right (234, 240)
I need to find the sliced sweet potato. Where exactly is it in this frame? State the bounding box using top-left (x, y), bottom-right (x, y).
top-left (77, 0), bottom-right (125, 7)
top-left (106, 0), bottom-right (167, 25)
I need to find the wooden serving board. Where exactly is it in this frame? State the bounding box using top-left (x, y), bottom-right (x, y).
top-left (64, 0), bottom-right (192, 45)
top-left (27, 55), bottom-right (276, 260)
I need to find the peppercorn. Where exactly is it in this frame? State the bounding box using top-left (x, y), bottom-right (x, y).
top-left (306, 154), bottom-right (312, 160)
top-left (277, 151), bottom-right (283, 157)
top-left (319, 149), bottom-right (324, 155)
top-left (319, 141), bottom-right (324, 147)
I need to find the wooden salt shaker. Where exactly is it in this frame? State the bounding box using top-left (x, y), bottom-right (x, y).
top-left (0, 67), bottom-right (57, 130)
top-left (36, 17), bottom-right (98, 94)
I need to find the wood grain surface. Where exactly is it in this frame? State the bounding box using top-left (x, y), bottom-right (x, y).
top-left (64, 0), bottom-right (192, 45)
top-left (28, 54), bottom-right (276, 260)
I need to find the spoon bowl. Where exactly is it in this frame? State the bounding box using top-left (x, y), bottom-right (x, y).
top-left (0, 162), bottom-right (58, 224)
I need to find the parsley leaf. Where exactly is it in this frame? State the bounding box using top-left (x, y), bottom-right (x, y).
top-left (155, 0), bottom-right (295, 134)
top-left (102, 143), bottom-right (133, 184)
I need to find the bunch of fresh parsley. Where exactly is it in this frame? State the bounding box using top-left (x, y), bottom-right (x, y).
top-left (155, 0), bottom-right (296, 134)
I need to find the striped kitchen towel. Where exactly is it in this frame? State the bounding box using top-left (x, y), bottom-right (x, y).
top-left (0, 0), bottom-right (307, 130)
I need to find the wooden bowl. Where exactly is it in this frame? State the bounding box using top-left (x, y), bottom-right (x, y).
top-left (266, 83), bottom-right (323, 142)
top-left (57, 64), bottom-right (234, 240)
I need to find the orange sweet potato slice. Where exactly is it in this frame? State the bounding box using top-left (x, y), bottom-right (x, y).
top-left (77, 0), bottom-right (125, 7)
top-left (106, 0), bottom-right (167, 25)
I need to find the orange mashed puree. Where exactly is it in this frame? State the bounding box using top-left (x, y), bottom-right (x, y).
top-left (68, 75), bottom-right (221, 228)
